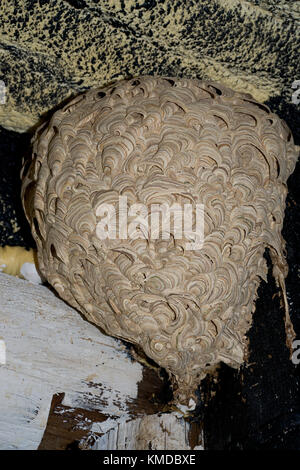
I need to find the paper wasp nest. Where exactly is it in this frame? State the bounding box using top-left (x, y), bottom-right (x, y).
top-left (22, 76), bottom-right (298, 404)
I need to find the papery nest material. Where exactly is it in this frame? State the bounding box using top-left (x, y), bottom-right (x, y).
top-left (21, 76), bottom-right (299, 405)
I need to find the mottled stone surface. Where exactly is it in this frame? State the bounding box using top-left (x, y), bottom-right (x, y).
top-left (0, 0), bottom-right (299, 132)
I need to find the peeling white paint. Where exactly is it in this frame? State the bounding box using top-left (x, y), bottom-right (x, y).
top-left (0, 273), bottom-right (143, 450)
top-left (85, 413), bottom-right (204, 450)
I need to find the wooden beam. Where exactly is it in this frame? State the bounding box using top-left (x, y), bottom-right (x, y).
top-left (0, 273), bottom-right (203, 450)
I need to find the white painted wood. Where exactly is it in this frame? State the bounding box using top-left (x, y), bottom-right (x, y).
top-left (0, 273), bottom-right (143, 450)
top-left (85, 413), bottom-right (204, 450)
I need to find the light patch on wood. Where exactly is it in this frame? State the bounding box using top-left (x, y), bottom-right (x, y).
top-left (83, 413), bottom-right (204, 450)
top-left (0, 273), bottom-right (143, 450)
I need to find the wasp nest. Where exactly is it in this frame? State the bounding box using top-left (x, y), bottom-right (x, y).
top-left (22, 76), bottom-right (298, 404)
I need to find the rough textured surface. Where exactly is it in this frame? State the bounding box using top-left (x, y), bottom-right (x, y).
top-left (0, 0), bottom-right (300, 449)
top-left (83, 413), bottom-right (203, 450)
top-left (21, 76), bottom-right (298, 404)
top-left (0, 273), bottom-right (144, 450)
top-left (0, 0), bottom-right (299, 132)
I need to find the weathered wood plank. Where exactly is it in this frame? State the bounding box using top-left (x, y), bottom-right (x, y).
top-left (83, 413), bottom-right (204, 450)
top-left (0, 273), bottom-right (143, 449)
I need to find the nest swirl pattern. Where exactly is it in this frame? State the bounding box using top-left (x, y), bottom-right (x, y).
top-left (21, 76), bottom-right (299, 404)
